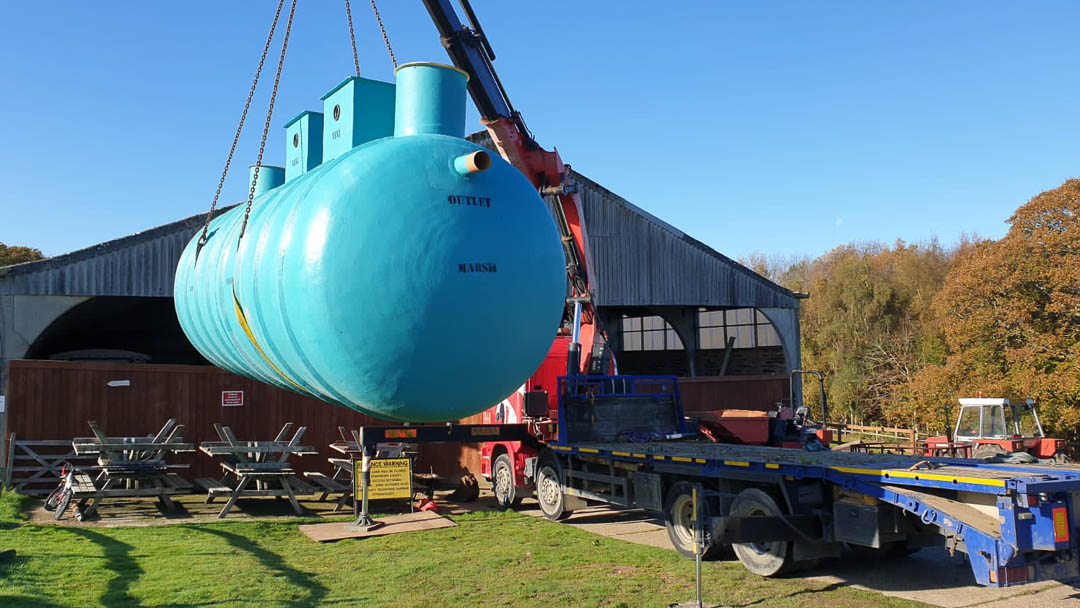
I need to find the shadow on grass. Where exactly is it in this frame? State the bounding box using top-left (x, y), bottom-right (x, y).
top-left (192, 527), bottom-right (327, 607)
top-left (0, 595), bottom-right (67, 608)
top-left (60, 527), bottom-right (143, 606)
top-left (734, 581), bottom-right (850, 607)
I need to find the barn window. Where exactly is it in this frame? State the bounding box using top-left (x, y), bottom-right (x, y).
top-left (697, 308), bottom-right (780, 349)
top-left (621, 315), bottom-right (683, 351)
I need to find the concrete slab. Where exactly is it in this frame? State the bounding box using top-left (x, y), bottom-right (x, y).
top-left (804, 550), bottom-right (1080, 607)
top-left (298, 510), bottom-right (455, 542)
top-left (519, 500), bottom-right (1080, 607)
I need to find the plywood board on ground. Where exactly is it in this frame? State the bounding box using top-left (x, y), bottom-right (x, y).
top-left (299, 510), bottom-right (456, 542)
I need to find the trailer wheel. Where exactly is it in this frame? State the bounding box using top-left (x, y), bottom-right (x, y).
top-left (730, 488), bottom-right (793, 577)
top-left (664, 482), bottom-right (725, 560)
top-left (492, 453), bottom-right (521, 508)
top-left (535, 457), bottom-right (572, 521)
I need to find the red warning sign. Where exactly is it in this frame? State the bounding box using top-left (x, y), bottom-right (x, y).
top-left (221, 391), bottom-right (244, 407)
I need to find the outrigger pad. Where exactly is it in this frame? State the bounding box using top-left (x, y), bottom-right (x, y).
top-left (298, 510), bottom-right (455, 542)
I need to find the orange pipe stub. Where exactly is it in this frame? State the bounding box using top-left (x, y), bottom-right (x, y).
top-left (454, 150), bottom-right (491, 176)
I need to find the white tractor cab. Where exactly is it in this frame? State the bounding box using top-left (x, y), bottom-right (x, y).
top-left (925, 398), bottom-right (1068, 462)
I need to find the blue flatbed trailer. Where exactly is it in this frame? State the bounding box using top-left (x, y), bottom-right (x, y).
top-left (533, 376), bottom-right (1080, 587)
top-left (355, 375), bottom-right (1080, 587)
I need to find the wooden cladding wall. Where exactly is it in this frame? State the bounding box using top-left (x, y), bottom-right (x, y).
top-left (4, 360), bottom-right (481, 480)
top-left (5, 361), bottom-right (787, 482)
top-left (677, 375), bottom-right (790, 414)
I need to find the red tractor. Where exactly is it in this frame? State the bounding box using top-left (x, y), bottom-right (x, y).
top-left (923, 398), bottom-right (1069, 463)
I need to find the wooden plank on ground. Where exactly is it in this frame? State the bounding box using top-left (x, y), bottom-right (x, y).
top-left (298, 510), bottom-right (456, 542)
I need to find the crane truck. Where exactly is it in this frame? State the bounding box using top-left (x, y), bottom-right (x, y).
top-left (347, 0), bottom-right (1080, 588)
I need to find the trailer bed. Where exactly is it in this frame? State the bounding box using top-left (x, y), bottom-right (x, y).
top-left (557, 439), bottom-right (1080, 495)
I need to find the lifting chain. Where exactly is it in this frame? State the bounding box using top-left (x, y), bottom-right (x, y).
top-left (344, 0), bottom-right (361, 77)
top-left (369, 0), bottom-right (397, 68)
top-left (238, 0), bottom-right (298, 243)
top-left (198, 0), bottom-right (288, 250)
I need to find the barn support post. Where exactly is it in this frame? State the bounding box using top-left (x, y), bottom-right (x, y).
top-left (757, 307), bottom-right (802, 407)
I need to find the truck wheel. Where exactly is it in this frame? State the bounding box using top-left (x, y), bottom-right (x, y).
top-left (664, 481), bottom-right (725, 560)
top-left (730, 488), bottom-right (793, 577)
top-left (1054, 452), bottom-right (1073, 464)
top-left (535, 457), bottom-right (572, 521)
top-left (493, 454), bottom-right (521, 508)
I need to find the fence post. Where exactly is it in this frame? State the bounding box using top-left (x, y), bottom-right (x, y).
top-left (4, 433), bottom-right (15, 491)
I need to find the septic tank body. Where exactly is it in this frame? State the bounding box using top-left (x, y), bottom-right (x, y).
top-left (174, 63), bottom-right (567, 422)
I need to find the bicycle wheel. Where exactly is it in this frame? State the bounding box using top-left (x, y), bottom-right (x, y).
top-left (54, 489), bottom-right (73, 520)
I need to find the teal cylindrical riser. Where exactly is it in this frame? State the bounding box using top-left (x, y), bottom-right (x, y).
top-left (249, 165), bottom-right (285, 197)
top-left (393, 62), bottom-right (468, 138)
top-left (175, 63), bottom-right (566, 423)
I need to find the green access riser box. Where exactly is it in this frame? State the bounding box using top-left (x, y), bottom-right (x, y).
top-left (321, 76), bottom-right (396, 162)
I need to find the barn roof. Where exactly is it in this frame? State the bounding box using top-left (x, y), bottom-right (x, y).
top-left (1, 135), bottom-right (799, 309)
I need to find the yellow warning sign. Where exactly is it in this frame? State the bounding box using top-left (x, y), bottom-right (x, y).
top-left (356, 458), bottom-right (413, 500)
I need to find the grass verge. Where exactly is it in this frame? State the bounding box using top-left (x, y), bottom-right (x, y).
top-left (0, 492), bottom-right (927, 607)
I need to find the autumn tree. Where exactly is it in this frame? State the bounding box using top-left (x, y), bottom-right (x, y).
top-left (906, 179), bottom-right (1080, 439)
top-left (0, 243), bottom-right (45, 266)
top-left (746, 242), bottom-right (950, 424)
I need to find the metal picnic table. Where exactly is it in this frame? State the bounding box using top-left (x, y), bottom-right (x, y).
top-left (196, 423), bottom-right (317, 518)
top-left (67, 419), bottom-right (195, 520)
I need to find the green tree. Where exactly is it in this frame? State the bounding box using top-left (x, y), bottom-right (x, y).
top-left (748, 241), bottom-right (950, 425)
top-left (0, 243), bottom-right (45, 267)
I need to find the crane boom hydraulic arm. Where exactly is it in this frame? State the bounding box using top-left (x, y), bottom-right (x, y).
top-left (422, 0), bottom-right (601, 374)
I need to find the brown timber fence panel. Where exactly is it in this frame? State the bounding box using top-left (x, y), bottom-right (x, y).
top-left (827, 423), bottom-right (922, 453)
top-left (676, 375), bottom-right (790, 414)
top-left (4, 361), bottom-right (794, 486)
top-left (4, 360), bottom-right (480, 482)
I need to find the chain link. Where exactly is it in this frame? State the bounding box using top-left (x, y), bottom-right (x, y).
top-left (239, 0), bottom-right (298, 242)
top-left (198, 0), bottom-right (287, 249)
top-left (369, 0), bottom-right (397, 68)
top-left (345, 0), bottom-right (361, 77)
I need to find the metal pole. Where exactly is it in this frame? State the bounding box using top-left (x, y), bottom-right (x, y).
top-left (694, 485), bottom-right (702, 608)
top-left (346, 442), bottom-right (383, 531)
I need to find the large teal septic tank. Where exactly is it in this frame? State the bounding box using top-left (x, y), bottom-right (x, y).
top-left (175, 63), bottom-right (567, 422)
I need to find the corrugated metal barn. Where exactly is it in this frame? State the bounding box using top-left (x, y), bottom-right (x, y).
top-left (0, 134), bottom-right (801, 480)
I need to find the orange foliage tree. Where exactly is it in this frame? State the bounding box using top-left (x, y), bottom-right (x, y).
top-left (0, 243), bottom-right (45, 267)
top-left (901, 179), bottom-right (1080, 438)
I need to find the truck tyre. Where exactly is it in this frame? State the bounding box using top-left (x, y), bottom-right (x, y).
top-left (535, 456), bottom-right (572, 521)
top-left (664, 481), bottom-right (725, 560)
top-left (492, 453), bottom-right (521, 508)
top-left (730, 488), bottom-right (793, 577)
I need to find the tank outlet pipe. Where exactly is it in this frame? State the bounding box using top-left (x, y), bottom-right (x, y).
top-left (453, 150), bottom-right (491, 176)
top-left (393, 62), bottom-right (469, 137)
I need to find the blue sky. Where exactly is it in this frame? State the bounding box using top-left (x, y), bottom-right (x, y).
top-left (1, 2), bottom-right (1078, 260)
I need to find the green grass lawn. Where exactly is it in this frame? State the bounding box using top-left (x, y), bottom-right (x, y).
top-left (0, 492), bottom-right (927, 608)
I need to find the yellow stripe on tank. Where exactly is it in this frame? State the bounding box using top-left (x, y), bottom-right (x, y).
top-left (233, 293), bottom-right (311, 395)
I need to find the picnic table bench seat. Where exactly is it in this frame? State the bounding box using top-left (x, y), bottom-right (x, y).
top-left (303, 471), bottom-right (349, 501)
top-left (197, 423), bottom-right (316, 518)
